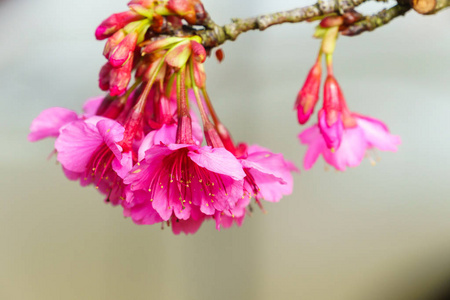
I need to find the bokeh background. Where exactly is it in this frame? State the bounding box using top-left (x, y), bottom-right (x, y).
top-left (1, 0), bottom-right (450, 299)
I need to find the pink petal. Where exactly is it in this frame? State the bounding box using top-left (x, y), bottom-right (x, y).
top-left (299, 125), bottom-right (327, 170)
top-left (188, 147), bottom-right (246, 180)
top-left (96, 119), bottom-right (125, 158)
top-left (28, 107), bottom-right (78, 142)
top-left (82, 96), bottom-right (104, 117)
top-left (55, 120), bottom-right (103, 173)
top-left (356, 116), bottom-right (401, 152)
top-left (322, 127), bottom-right (366, 171)
top-left (112, 151), bottom-right (133, 179)
top-left (171, 215), bottom-right (205, 235)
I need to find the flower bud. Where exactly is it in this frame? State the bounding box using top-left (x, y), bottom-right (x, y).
top-left (109, 31), bottom-right (138, 67)
top-left (167, 0), bottom-right (197, 24)
top-left (95, 11), bottom-right (143, 40)
top-left (295, 61), bottom-right (322, 124)
top-left (99, 63), bottom-right (112, 91)
top-left (103, 29), bottom-right (126, 59)
top-left (109, 55), bottom-right (133, 96)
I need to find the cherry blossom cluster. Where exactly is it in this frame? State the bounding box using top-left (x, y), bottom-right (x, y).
top-left (295, 15), bottom-right (401, 171)
top-left (29, 0), bottom-right (297, 234)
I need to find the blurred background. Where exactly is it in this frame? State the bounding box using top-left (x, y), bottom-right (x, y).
top-left (1, 0), bottom-right (450, 299)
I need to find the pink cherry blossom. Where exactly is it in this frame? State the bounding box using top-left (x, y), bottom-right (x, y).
top-left (124, 143), bottom-right (246, 230)
top-left (55, 117), bottom-right (132, 204)
top-left (299, 114), bottom-right (401, 171)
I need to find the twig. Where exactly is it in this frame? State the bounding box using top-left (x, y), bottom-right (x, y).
top-left (197, 0), bottom-right (371, 48)
top-left (341, 5), bottom-right (411, 36)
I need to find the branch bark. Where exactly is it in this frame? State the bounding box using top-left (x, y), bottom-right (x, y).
top-left (341, 5), bottom-right (411, 36)
top-left (198, 0), bottom-right (370, 48)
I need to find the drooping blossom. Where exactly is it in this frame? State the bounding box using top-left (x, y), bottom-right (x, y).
top-left (318, 75), bottom-right (344, 150)
top-left (124, 143), bottom-right (246, 229)
top-left (299, 113), bottom-right (400, 171)
top-left (54, 117), bottom-right (132, 204)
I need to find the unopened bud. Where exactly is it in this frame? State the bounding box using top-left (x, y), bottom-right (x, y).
top-left (99, 63), bottom-right (112, 91)
top-left (109, 56), bottom-right (133, 96)
top-left (167, 0), bottom-right (197, 24)
top-left (191, 40), bottom-right (206, 63)
top-left (103, 29), bottom-right (126, 59)
top-left (109, 31), bottom-right (138, 67)
top-left (295, 61), bottom-right (322, 124)
top-left (95, 11), bottom-right (143, 40)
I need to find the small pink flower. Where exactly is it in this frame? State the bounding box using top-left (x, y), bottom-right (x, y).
top-left (299, 114), bottom-right (400, 171)
top-left (124, 143), bottom-right (246, 226)
top-left (54, 117), bottom-right (132, 204)
top-left (318, 75), bottom-right (345, 149)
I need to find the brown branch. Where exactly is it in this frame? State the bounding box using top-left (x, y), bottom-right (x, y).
top-left (197, 0), bottom-right (371, 48)
top-left (341, 5), bottom-right (411, 36)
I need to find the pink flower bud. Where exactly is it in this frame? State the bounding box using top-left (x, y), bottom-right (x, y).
top-left (167, 0), bottom-right (196, 24)
top-left (95, 11), bottom-right (143, 40)
top-left (99, 63), bottom-right (112, 91)
top-left (109, 31), bottom-right (138, 67)
top-left (295, 61), bottom-right (322, 124)
top-left (103, 29), bottom-right (126, 59)
top-left (191, 40), bottom-right (206, 63)
top-left (109, 55), bottom-right (133, 96)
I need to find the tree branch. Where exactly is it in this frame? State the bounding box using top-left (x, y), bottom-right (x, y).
top-left (198, 0), bottom-right (371, 48)
top-left (341, 5), bottom-right (411, 36)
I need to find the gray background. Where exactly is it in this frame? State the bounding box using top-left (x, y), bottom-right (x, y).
top-left (1, 0), bottom-right (450, 299)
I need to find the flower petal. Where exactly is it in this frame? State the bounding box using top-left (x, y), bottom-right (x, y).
top-left (28, 107), bottom-right (78, 142)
